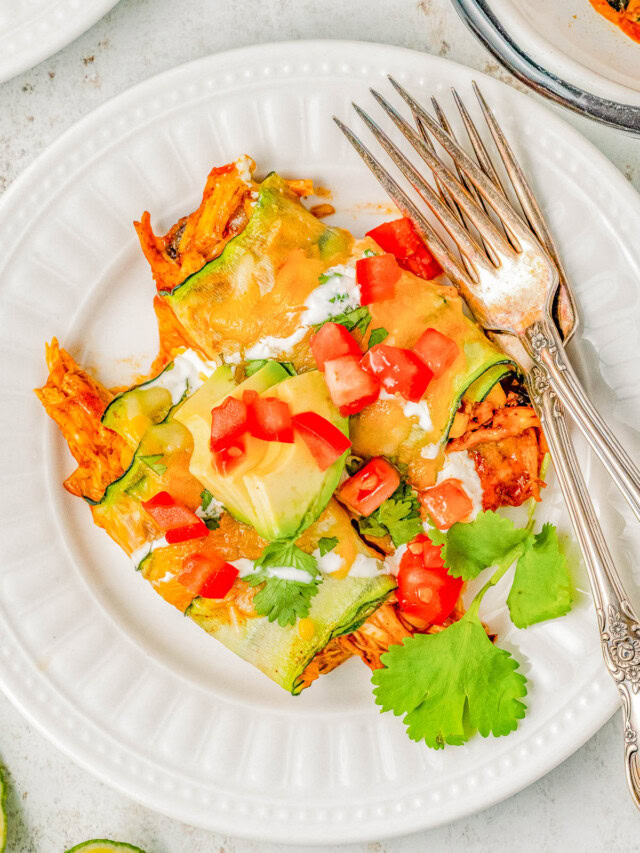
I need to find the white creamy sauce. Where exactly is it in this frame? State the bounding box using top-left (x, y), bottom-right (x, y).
top-left (403, 399), bottom-right (433, 432)
top-left (229, 558), bottom-right (313, 584)
top-left (424, 449), bottom-right (484, 529)
top-left (384, 543), bottom-right (408, 577)
top-left (313, 548), bottom-right (344, 575)
top-left (144, 349), bottom-right (219, 406)
top-left (195, 494), bottom-right (225, 524)
top-left (421, 441), bottom-right (443, 460)
top-left (348, 553), bottom-right (390, 578)
top-left (131, 536), bottom-right (168, 570)
top-left (244, 261), bottom-right (362, 360)
top-left (378, 388), bottom-right (398, 401)
top-left (231, 558), bottom-right (258, 578)
top-left (157, 570), bottom-right (174, 584)
top-left (244, 327), bottom-right (307, 360)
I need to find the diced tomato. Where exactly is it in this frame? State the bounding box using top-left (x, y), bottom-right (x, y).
top-left (399, 252), bottom-right (442, 281)
top-left (620, 17), bottom-right (640, 42)
top-left (165, 521), bottom-right (209, 544)
top-left (366, 218), bottom-right (424, 257)
top-left (338, 456), bottom-right (400, 516)
top-left (309, 322), bottom-right (361, 372)
top-left (356, 254), bottom-right (401, 305)
top-left (360, 344), bottom-right (433, 402)
top-left (178, 553), bottom-right (239, 599)
top-left (396, 533), bottom-right (463, 624)
top-left (366, 217), bottom-right (442, 280)
top-left (142, 491), bottom-right (202, 531)
top-left (324, 354), bottom-right (380, 416)
top-left (210, 395), bottom-right (248, 451)
top-left (243, 391), bottom-right (293, 443)
top-left (212, 438), bottom-right (246, 475)
top-left (421, 479), bottom-right (474, 530)
top-left (413, 328), bottom-right (460, 378)
top-left (292, 411), bottom-right (352, 471)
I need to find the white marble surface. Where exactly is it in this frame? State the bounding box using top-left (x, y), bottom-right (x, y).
top-left (1, 0), bottom-right (640, 850)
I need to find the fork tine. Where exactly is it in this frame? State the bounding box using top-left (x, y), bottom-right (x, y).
top-left (351, 103), bottom-right (491, 274)
top-left (449, 87), bottom-right (521, 252)
top-left (430, 95), bottom-right (503, 266)
top-left (369, 88), bottom-right (517, 262)
top-left (388, 76), bottom-right (533, 245)
top-left (332, 116), bottom-right (474, 292)
top-left (472, 81), bottom-right (579, 339)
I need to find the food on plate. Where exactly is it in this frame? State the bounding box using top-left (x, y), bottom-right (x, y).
top-left (37, 156), bottom-right (572, 748)
top-left (589, 0), bottom-right (640, 42)
top-left (65, 842), bottom-right (147, 853)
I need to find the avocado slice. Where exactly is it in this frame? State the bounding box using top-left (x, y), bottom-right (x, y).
top-left (243, 371), bottom-right (349, 540)
top-left (175, 361), bottom-right (290, 527)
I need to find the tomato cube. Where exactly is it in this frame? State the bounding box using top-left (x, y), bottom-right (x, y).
top-left (178, 553), bottom-right (239, 599)
top-left (292, 411), bottom-right (352, 471)
top-left (413, 328), bottom-right (460, 377)
top-left (366, 218), bottom-right (424, 257)
top-left (323, 355), bottom-right (380, 416)
top-left (338, 456), bottom-right (400, 516)
top-left (310, 322), bottom-right (361, 372)
top-left (243, 391), bottom-right (293, 443)
top-left (356, 254), bottom-right (401, 305)
top-left (397, 533), bottom-right (463, 624)
top-left (421, 479), bottom-right (474, 530)
top-left (210, 395), bottom-right (248, 451)
top-left (360, 344), bottom-right (433, 402)
top-left (399, 250), bottom-right (442, 281)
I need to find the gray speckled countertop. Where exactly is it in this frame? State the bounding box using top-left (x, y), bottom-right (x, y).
top-left (1, 0), bottom-right (640, 850)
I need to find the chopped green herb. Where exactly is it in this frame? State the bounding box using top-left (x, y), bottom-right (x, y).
top-left (200, 489), bottom-right (214, 511)
top-left (139, 454), bottom-right (167, 476)
top-left (318, 536), bottom-right (339, 556)
top-left (319, 271), bottom-right (342, 285)
top-left (363, 249), bottom-right (376, 257)
top-left (368, 327), bottom-right (389, 348)
top-left (317, 306), bottom-right (371, 336)
top-left (244, 541), bottom-right (321, 627)
top-left (358, 480), bottom-right (423, 547)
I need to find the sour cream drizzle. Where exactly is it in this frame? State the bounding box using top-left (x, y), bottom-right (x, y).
top-left (131, 536), bottom-right (168, 570)
top-left (144, 349), bottom-right (219, 406)
top-left (244, 261), bottom-right (362, 360)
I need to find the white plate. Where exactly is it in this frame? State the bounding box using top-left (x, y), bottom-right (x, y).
top-left (0, 0), bottom-right (119, 84)
top-left (491, 0), bottom-right (640, 102)
top-left (0, 41), bottom-right (639, 844)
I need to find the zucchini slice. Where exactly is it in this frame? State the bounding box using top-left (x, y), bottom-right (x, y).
top-left (65, 842), bottom-right (147, 853)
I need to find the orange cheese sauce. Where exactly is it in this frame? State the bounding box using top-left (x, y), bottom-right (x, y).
top-left (589, 0), bottom-right (640, 42)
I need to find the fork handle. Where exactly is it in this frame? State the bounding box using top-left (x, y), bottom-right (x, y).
top-left (522, 318), bottom-right (640, 523)
top-left (527, 373), bottom-right (640, 810)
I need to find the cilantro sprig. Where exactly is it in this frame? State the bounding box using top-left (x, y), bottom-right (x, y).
top-left (244, 541), bottom-right (321, 627)
top-left (357, 480), bottom-right (423, 548)
top-left (139, 454), bottom-right (167, 475)
top-left (318, 537), bottom-right (339, 556)
top-left (245, 360), bottom-right (296, 378)
top-left (316, 306), bottom-right (371, 336)
top-left (373, 459), bottom-right (572, 749)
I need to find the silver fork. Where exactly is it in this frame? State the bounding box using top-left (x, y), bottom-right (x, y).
top-left (334, 83), bottom-right (640, 807)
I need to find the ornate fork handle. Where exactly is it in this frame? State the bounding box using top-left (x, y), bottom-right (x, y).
top-left (523, 348), bottom-right (640, 808)
top-left (523, 318), bottom-right (640, 523)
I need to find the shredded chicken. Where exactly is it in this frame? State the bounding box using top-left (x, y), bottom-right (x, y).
top-left (34, 339), bottom-right (132, 501)
top-left (448, 392), bottom-right (547, 510)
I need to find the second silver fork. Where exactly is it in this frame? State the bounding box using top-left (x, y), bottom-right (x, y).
top-left (334, 82), bottom-right (640, 808)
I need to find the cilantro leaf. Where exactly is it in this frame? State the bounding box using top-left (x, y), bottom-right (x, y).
top-left (245, 360), bottom-right (296, 378)
top-left (317, 306), bottom-right (371, 336)
top-left (372, 610), bottom-right (527, 748)
top-left (319, 271), bottom-right (342, 285)
top-left (200, 489), bottom-right (213, 511)
top-left (507, 523), bottom-right (572, 628)
top-left (318, 536), bottom-right (339, 556)
top-left (368, 327), bottom-right (389, 348)
top-left (244, 541), bottom-right (321, 627)
top-left (357, 480), bottom-right (423, 547)
top-left (428, 511), bottom-right (531, 580)
top-left (139, 454), bottom-right (167, 476)
top-left (363, 248), bottom-right (376, 257)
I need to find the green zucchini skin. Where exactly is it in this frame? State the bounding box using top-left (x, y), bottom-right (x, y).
top-left (186, 573), bottom-right (396, 694)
